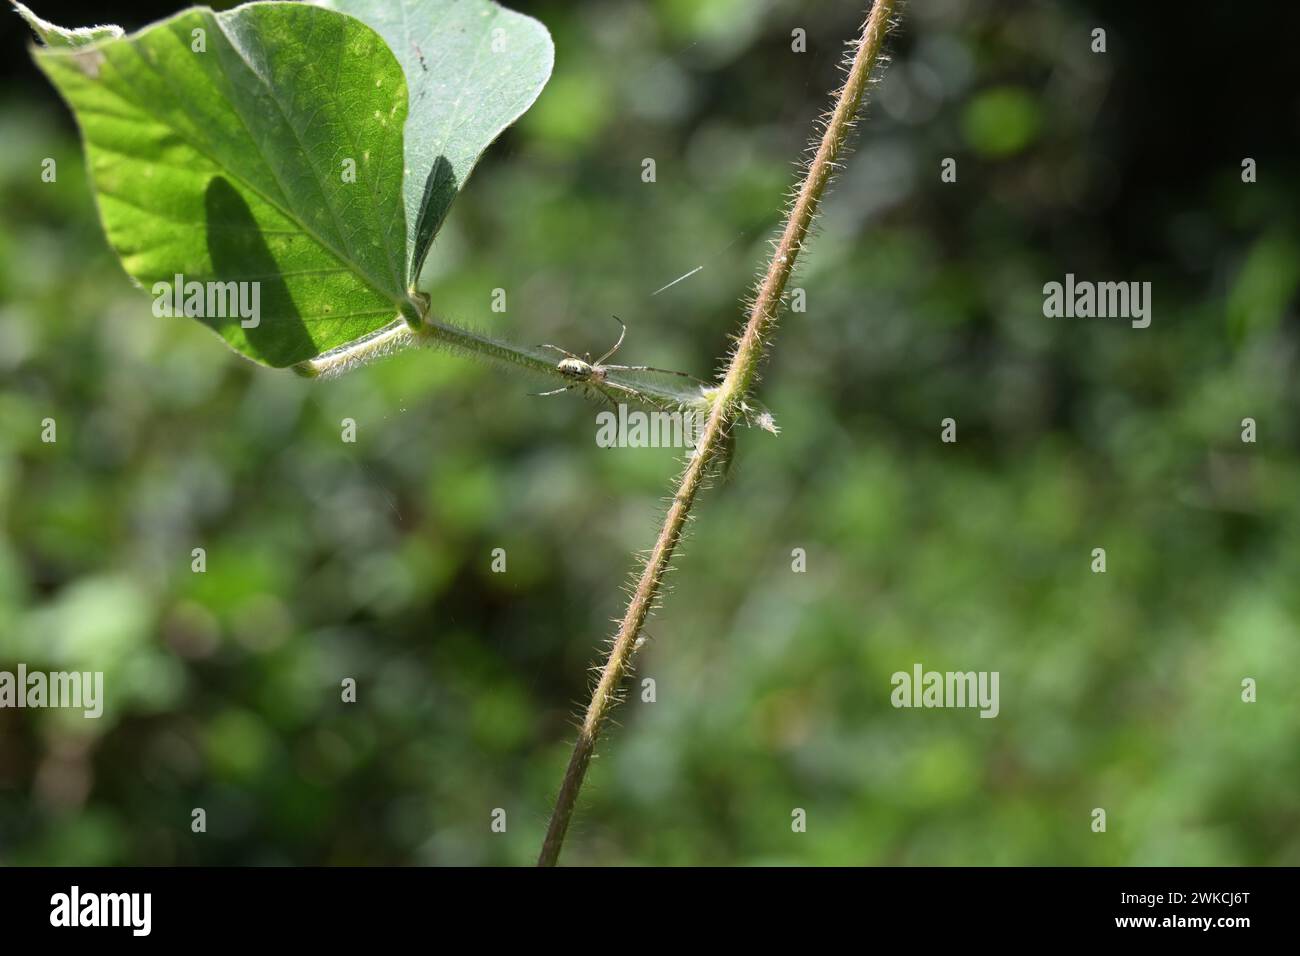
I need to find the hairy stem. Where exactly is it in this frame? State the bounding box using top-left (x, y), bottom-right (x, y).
top-left (295, 313), bottom-right (778, 431)
top-left (537, 0), bottom-right (900, 866)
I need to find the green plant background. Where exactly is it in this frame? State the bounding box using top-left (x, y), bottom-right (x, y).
top-left (1, 0), bottom-right (1297, 865)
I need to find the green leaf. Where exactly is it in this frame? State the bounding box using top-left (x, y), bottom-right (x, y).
top-left (12, 1), bottom-right (122, 47)
top-left (28, 2), bottom-right (417, 367)
top-left (315, 0), bottom-right (554, 282)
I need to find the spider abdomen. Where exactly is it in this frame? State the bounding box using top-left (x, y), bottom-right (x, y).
top-left (557, 357), bottom-right (591, 378)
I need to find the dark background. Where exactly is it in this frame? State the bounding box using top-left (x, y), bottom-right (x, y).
top-left (1, 0), bottom-right (1298, 864)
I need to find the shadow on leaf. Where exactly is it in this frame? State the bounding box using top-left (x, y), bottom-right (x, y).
top-left (203, 176), bottom-right (315, 367)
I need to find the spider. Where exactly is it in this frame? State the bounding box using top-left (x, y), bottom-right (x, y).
top-left (536, 316), bottom-right (698, 398)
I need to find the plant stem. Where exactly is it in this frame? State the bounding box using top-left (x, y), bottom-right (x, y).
top-left (294, 313), bottom-right (778, 431)
top-left (537, 0), bottom-right (900, 867)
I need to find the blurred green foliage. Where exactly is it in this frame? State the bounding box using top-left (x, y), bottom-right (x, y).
top-left (0, 0), bottom-right (1298, 865)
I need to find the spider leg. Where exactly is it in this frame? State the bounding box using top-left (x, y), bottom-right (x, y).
top-left (538, 343), bottom-right (582, 360)
top-left (538, 343), bottom-right (585, 361)
top-left (601, 380), bottom-right (644, 399)
top-left (580, 382), bottom-right (622, 409)
top-left (603, 364), bottom-right (705, 384)
top-left (534, 385), bottom-right (575, 397)
top-left (593, 315), bottom-right (628, 365)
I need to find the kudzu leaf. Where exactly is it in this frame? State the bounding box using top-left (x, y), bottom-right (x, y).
top-left (315, 0), bottom-right (554, 282)
top-left (26, 1), bottom-right (418, 367)
top-left (21, 2), bottom-right (761, 430)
